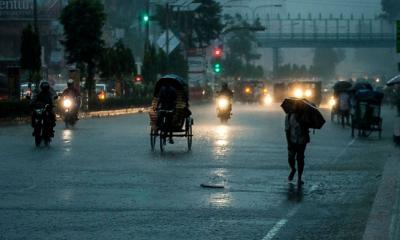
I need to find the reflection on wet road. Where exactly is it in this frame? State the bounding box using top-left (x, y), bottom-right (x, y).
top-left (0, 103), bottom-right (397, 240)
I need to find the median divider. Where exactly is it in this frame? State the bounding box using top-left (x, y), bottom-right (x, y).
top-left (0, 107), bottom-right (150, 125)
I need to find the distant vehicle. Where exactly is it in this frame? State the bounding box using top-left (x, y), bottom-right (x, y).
top-left (273, 82), bottom-right (286, 103)
top-left (0, 73), bottom-right (8, 101)
top-left (287, 81), bottom-right (322, 106)
top-left (234, 80), bottom-right (266, 103)
top-left (96, 83), bottom-right (107, 93)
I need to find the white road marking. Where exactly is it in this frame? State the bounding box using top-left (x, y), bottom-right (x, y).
top-left (261, 183), bottom-right (319, 240)
top-left (261, 138), bottom-right (357, 239)
top-left (333, 138), bottom-right (356, 163)
top-left (262, 205), bottom-right (301, 240)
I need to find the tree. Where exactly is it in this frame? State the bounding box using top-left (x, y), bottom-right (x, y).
top-left (142, 44), bottom-right (159, 85)
top-left (310, 48), bottom-right (345, 81)
top-left (98, 40), bottom-right (136, 96)
top-left (222, 15), bottom-right (264, 79)
top-left (192, 0), bottom-right (223, 47)
top-left (60, 0), bottom-right (106, 99)
top-left (155, 0), bottom-right (223, 48)
top-left (20, 24), bottom-right (41, 85)
top-left (382, 0), bottom-right (400, 21)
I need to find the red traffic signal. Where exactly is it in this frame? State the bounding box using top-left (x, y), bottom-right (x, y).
top-left (134, 75), bottom-right (143, 83)
top-left (213, 47), bottom-right (222, 58)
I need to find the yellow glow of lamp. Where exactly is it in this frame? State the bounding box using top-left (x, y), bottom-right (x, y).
top-left (329, 97), bottom-right (336, 108)
top-left (245, 87), bottom-right (251, 94)
top-left (305, 89), bottom-right (312, 97)
top-left (98, 92), bottom-right (106, 101)
top-left (294, 88), bottom-right (303, 98)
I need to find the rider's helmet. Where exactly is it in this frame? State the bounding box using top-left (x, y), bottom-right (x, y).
top-left (67, 79), bottom-right (74, 88)
top-left (39, 80), bottom-right (50, 92)
top-left (222, 82), bottom-right (228, 89)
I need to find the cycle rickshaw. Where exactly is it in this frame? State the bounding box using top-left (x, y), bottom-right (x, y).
top-left (149, 75), bottom-right (193, 152)
top-left (331, 80), bottom-right (352, 127)
top-left (351, 88), bottom-right (384, 138)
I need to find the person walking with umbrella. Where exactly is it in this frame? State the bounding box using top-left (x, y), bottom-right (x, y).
top-left (281, 98), bottom-right (326, 185)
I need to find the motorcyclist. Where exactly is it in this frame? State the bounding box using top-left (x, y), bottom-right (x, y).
top-left (217, 82), bottom-right (233, 111)
top-left (61, 79), bottom-right (81, 119)
top-left (30, 81), bottom-right (56, 135)
top-left (218, 82), bottom-right (233, 99)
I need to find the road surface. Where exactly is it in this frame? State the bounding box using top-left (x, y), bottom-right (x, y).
top-left (0, 103), bottom-right (397, 240)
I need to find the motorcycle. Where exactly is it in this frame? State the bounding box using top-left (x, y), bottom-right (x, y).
top-left (61, 96), bottom-right (78, 128)
top-left (32, 104), bottom-right (54, 147)
top-left (216, 96), bottom-right (232, 123)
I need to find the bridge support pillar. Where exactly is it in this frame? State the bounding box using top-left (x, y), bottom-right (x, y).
top-left (272, 48), bottom-right (280, 78)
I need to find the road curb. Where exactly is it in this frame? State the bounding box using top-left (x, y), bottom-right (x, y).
top-left (362, 152), bottom-right (400, 240)
top-left (79, 107), bottom-right (150, 118)
top-left (0, 107), bottom-right (150, 126)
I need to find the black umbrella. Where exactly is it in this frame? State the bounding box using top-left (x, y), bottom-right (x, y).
top-left (333, 81), bottom-right (352, 92)
top-left (351, 82), bottom-right (373, 91)
top-left (153, 74), bottom-right (188, 98)
top-left (387, 75), bottom-right (400, 86)
top-left (281, 98), bottom-right (326, 129)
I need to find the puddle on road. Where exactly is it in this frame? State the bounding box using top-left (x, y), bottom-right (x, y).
top-left (214, 125), bottom-right (231, 157)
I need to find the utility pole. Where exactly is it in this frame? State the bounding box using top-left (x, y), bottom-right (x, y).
top-left (33, 0), bottom-right (38, 33)
top-left (165, 2), bottom-right (170, 71)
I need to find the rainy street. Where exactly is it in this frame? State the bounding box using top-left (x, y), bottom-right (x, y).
top-left (0, 103), bottom-right (397, 240)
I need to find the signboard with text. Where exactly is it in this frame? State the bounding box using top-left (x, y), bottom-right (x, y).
top-left (0, 0), bottom-right (61, 20)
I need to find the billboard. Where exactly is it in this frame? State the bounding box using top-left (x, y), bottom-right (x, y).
top-left (0, 0), bottom-right (61, 20)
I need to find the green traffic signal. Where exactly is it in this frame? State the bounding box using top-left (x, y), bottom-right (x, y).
top-left (214, 63), bottom-right (221, 73)
top-left (143, 14), bottom-right (149, 23)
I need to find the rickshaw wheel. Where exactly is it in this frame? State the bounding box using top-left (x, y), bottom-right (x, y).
top-left (159, 130), bottom-right (165, 153)
top-left (150, 129), bottom-right (157, 151)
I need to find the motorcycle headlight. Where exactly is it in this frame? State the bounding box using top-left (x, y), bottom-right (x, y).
top-left (218, 98), bottom-right (229, 109)
top-left (305, 89), bottom-right (312, 97)
top-left (294, 88), bottom-right (303, 98)
top-left (63, 99), bottom-right (72, 108)
top-left (263, 95), bottom-right (273, 105)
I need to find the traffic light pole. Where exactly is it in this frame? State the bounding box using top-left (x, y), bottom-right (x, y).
top-left (145, 0), bottom-right (150, 49)
top-left (165, 3), bottom-right (170, 71)
top-left (397, 20), bottom-right (400, 72)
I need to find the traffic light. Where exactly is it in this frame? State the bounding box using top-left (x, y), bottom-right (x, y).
top-left (134, 75), bottom-right (143, 83)
top-left (212, 46), bottom-right (223, 74)
top-left (143, 14), bottom-right (149, 23)
top-left (213, 47), bottom-right (222, 57)
top-left (397, 20), bottom-right (400, 53)
top-left (214, 63), bottom-right (222, 73)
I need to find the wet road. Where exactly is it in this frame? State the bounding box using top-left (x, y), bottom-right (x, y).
top-left (0, 103), bottom-right (397, 240)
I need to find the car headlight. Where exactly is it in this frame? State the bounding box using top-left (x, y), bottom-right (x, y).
top-left (218, 97), bottom-right (229, 109)
top-left (63, 99), bottom-right (72, 108)
top-left (305, 89), bottom-right (312, 97)
top-left (329, 97), bottom-right (336, 108)
top-left (294, 88), bottom-right (303, 98)
top-left (245, 87), bottom-right (251, 94)
top-left (263, 95), bottom-right (273, 105)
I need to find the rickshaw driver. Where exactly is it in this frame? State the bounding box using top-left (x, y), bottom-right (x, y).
top-left (157, 85), bottom-right (177, 144)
